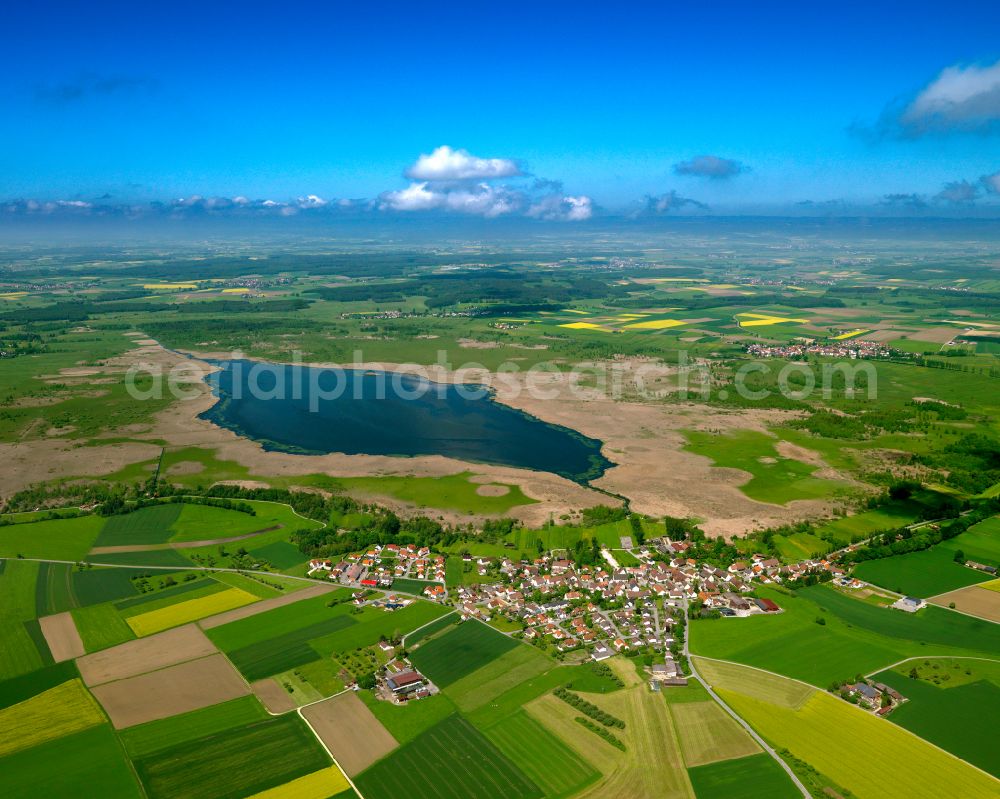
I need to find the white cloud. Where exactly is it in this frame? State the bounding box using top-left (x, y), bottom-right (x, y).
top-left (526, 194), bottom-right (593, 221)
top-left (379, 181), bottom-right (519, 217)
top-left (296, 194), bottom-right (327, 208)
top-left (405, 145), bottom-right (522, 181)
top-left (900, 59), bottom-right (1000, 134)
top-left (981, 171), bottom-right (1000, 194)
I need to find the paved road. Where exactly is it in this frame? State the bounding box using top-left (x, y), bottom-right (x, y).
top-left (682, 602), bottom-right (810, 798)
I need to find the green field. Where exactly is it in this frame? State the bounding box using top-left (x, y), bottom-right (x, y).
top-left (120, 695), bottom-right (270, 758)
top-left (249, 540), bottom-right (307, 569)
top-left (687, 753), bottom-right (800, 799)
top-left (95, 503), bottom-right (184, 546)
top-left (408, 619), bottom-right (519, 687)
top-left (0, 560), bottom-right (50, 680)
top-left (71, 602), bottom-right (136, 652)
top-left (0, 725), bottom-right (144, 799)
top-left (872, 660), bottom-right (1000, 778)
top-left (484, 709), bottom-right (600, 799)
top-left (134, 714), bottom-right (330, 799)
top-left (0, 660), bottom-right (79, 710)
top-left (0, 514), bottom-right (105, 560)
top-left (205, 589), bottom-right (354, 651)
top-left (689, 584), bottom-right (1000, 686)
top-left (226, 614), bottom-right (356, 680)
top-left (683, 430), bottom-right (848, 504)
top-left (355, 714), bottom-right (542, 799)
top-left (359, 690), bottom-right (459, 744)
top-left (854, 546), bottom-right (992, 597)
top-left (445, 643), bottom-right (553, 713)
top-left (773, 532), bottom-right (831, 562)
top-left (333, 471), bottom-right (537, 515)
top-left (311, 601), bottom-right (450, 657)
top-left (404, 611), bottom-right (459, 646)
top-left (813, 503), bottom-right (921, 543)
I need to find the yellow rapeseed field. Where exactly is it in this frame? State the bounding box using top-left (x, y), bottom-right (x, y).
top-left (0, 679), bottom-right (105, 757)
top-left (832, 329), bottom-right (869, 340)
top-left (624, 319), bottom-right (687, 330)
top-left (222, 287), bottom-right (252, 294)
top-left (246, 767), bottom-right (350, 799)
top-left (559, 321), bottom-right (604, 330)
top-left (716, 687), bottom-right (999, 798)
top-left (737, 312), bottom-right (809, 327)
top-left (126, 588), bottom-right (258, 636)
top-left (142, 282), bottom-right (199, 290)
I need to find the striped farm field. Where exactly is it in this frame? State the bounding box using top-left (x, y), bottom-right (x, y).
top-left (134, 714), bottom-right (331, 799)
top-left (120, 695), bottom-right (269, 758)
top-left (483, 709), bottom-right (600, 799)
top-left (0, 560), bottom-right (49, 680)
top-left (444, 641), bottom-right (552, 713)
top-left (355, 714), bottom-right (541, 799)
top-left (126, 588), bottom-right (258, 636)
top-left (703, 659), bottom-right (1000, 799)
top-left (408, 619), bottom-right (519, 687)
top-left (0, 679), bottom-right (106, 757)
top-left (72, 602), bottom-right (136, 652)
top-left (246, 767), bottom-right (350, 799)
top-left (687, 753), bottom-right (800, 799)
top-left (668, 700), bottom-right (759, 767)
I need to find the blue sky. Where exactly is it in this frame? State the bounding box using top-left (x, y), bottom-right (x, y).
top-left (2, 1), bottom-right (999, 218)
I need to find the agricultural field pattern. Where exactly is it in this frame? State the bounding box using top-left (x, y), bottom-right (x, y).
top-left (2, 226), bottom-right (1000, 799)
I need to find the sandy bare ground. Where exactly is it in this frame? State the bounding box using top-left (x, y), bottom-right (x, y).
top-left (251, 678), bottom-right (298, 714)
top-left (199, 583), bottom-right (334, 629)
top-left (91, 653), bottom-right (250, 729)
top-left (77, 624), bottom-right (218, 686)
top-left (38, 612), bottom-right (85, 662)
top-left (476, 484), bottom-right (510, 496)
top-left (930, 586), bottom-right (1000, 623)
top-left (909, 326), bottom-right (960, 344)
top-left (301, 692), bottom-right (398, 776)
top-left (491, 369), bottom-right (842, 538)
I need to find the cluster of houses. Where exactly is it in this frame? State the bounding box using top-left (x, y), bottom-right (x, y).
top-left (745, 339), bottom-right (894, 360)
top-left (844, 680), bottom-right (907, 716)
top-left (308, 543), bottom-right (446, 586)
top-left (438, 542), bottom-right (804, 660)
top-left (376, 659), bottom-right (437, 704)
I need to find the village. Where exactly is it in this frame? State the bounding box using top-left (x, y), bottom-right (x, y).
top-left (304, 534), bottom-right (860, 688)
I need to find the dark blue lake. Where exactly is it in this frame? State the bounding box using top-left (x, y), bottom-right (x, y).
top-left (200, 360), bottom-right (610, 483)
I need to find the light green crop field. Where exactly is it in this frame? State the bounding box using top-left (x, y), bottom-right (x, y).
top-left (484, 709), bottom-right (601, 799)
top-left (689, 585), bottom-right (1000, 686)
top-left (0, 725), bottom-right (144, 799)
top-left (687, 753), bottom-right (801, 799)
top-left (331, 471), bottom-right (537, 515)
top-left (120, 695), bottom-right (270, 758)
top-left (71, 602), bottom-right (136, 652)
top-left (0, 561), bottom-right (49, 680)
top-left (0, 514), bottom-right (105, 560)
top-left (683, 430), bottom-right (849, 504)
